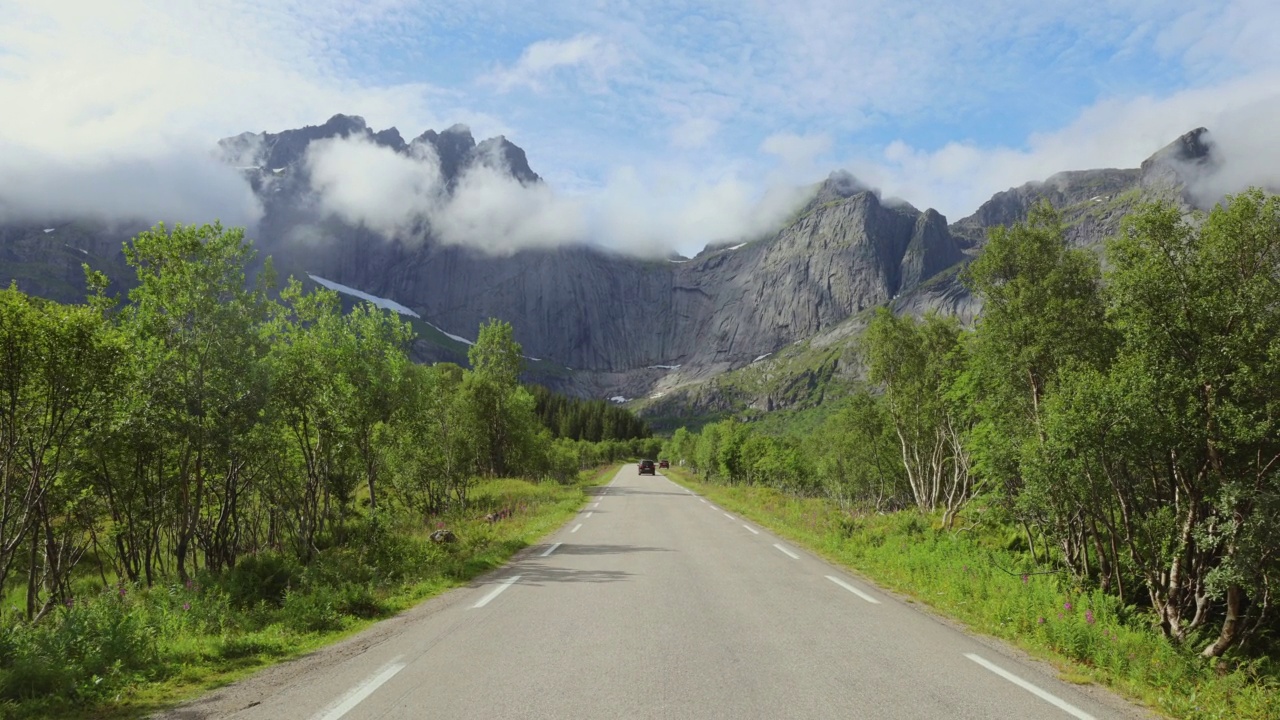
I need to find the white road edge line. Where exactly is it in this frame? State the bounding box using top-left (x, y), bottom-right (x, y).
top-left (312, 657), bottom-right (406, 720)
top-left (585, 511), bottom-right (594, 518)
top-left (472, 575), bottom-right (522, 609)
top-left (773, 543), bottom-right (800, 559)
top-left (723, 512), bottom-right (734, 520)
top-left (743, 525), bottom-right (760, 535)
top-left (699, 499), bottom-right (707, 504)
top-left (592, 502), bottom-right (599, 509)
top-left (571, 523), bottom-right (583, 533)
top-left (963, 653), bottom-right (1096, 720)
top-left (825, 575), bottom-right (881, 604)
top-left (540, 542), bottom-right (562, 557)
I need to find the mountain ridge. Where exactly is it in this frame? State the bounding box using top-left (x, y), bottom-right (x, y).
top-left (0, 122), bottom-right (1236, 414)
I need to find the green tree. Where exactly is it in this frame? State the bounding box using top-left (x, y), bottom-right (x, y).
top-left (862, 309), bottom-right (969, 517)
top-left (0, 288), bottom-right (123, 616)
top-left (1103, 191), bottom-right (1280, 655)
top-left (961, 202), bottom-right (1115, 567)
top-left (117, 222), bottom-right (273, 579)
top-left (809, 391), bottom-right (905, 511)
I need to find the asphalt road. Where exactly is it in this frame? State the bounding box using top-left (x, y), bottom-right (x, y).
top-left (163, 466), bottom-right (1150, 720)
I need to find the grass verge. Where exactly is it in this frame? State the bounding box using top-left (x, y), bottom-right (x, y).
top-left (664, 468), bottom-right (1279, 720)
top-left (0, 467), bottom-right (619, 720)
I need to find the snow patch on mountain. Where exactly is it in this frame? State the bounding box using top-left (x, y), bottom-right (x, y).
top-left (307, 274), bottom-right (421, 317)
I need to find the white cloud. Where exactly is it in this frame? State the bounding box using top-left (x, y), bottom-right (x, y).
top-left (670, 118), bottom-right (720, 150)
top-left (305, 136), bottom-right (444, 237)
top-left (761, 132), bottom-right (832, 175)
top-left (483, 34), bottom-right (618, 93)
top-left (0, 141), bottom-right (262, 226)
top-left (2, 0), bottom-right (1278, 259)
top-left (587, 163), bottom-right (811, 255)
top-left (0, 0), bottom-right (455, 225)
top-left (304, 135), bottom-right (586, 253)
top-left (848, 71), bottom-right (1280, 221)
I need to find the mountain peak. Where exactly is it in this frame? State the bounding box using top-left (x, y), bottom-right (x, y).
top-left (474, 136), bottom-right (541, 185)
top-left (321, 114), bottom-right (368, 134)
top-left (372, 127), bottom-right (406, 152)
top-left (1140, 127), bottom-right (1219, 195)
top-left (443, 123), bottom-right (473, 138)
top-left (1146, 127), bottom-right (1212, 167)
top-left (810, 170), bottom-right (877, 207)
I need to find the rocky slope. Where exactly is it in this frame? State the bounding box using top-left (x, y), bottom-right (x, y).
top-left (0, 121), bottom-right (1235, 412)
top-left (222, 116), bottom-right (968, 385)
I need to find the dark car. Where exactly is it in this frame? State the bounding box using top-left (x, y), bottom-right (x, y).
top-left (658, 459), bottom-right (670, 469)
top-left (638, 459), bottom-right (656, 475)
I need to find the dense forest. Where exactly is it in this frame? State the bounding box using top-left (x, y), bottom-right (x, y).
top-left (531, 385), bottom-right (652, 442)
top-left (667, 190), bottom-right (1280, 663)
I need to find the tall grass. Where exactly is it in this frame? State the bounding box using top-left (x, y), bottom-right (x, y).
top-left (0, 469), bottom-right (613, 720)
top-left (665, 469), bottom-right (1279, 720)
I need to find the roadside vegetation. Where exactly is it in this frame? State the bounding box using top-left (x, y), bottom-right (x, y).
top-left (0, 222), bottom-right (648, 718)
top-left (664, 190), bottom-right (1280, 719)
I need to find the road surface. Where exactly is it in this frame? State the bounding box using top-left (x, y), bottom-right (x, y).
top-left (162, 466), bottom-right (1149, 719)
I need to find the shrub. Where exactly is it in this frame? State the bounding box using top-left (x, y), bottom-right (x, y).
top-left (221, 553), bottom-right (302, 610)
top-left (0, 590), bottom-right (160, 702)
top-left (280, 587), bottom-right (344, 634)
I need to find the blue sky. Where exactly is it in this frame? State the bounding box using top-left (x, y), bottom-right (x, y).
top-left (1, 0), bottom-right (1278, 253)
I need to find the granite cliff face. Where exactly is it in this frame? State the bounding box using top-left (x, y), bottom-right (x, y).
top-left (284, 170), bottom-right (961, 375)
top-left (0, 120), bottom-right (1234, 407)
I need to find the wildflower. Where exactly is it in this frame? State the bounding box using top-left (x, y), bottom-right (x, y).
top-left (1085, 610), bottom-right (1095, 625)
top-left (185, 579), bottom-right (193, 589)
top-left (1021, 574), bottom-right (1028, 584)
top-left (1063, 601), bottom-right (1073, 611)
top-left (1037, 616), bottom-right (1045, 625)
top-left (182, 602), bottom-right (191, 611)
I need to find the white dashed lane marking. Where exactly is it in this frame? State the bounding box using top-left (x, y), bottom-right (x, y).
top-left (472, 576), bottom-right (521, 609)
top-left (773, 544), bottom-right (800, 560)
top-left (964, 654), bottom-right (1096, 720)
top-left (825, 575), bottom-right (880, 604)
top-left (311, 657), bottom-right (406, 720)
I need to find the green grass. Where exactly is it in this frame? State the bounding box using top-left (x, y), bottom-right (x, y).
top-left (0, 468), bottom-right (618, 720)
top-left (664, 468), bottom-right (1280, 720)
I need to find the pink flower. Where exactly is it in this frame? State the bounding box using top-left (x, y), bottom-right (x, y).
top-left (1085, 610), bottom-right (1095, 625)
top-left (182, 602), bottom-right (191, 611)
top-left (1037, 616), bottom-right (1045, 625)
top-left (1063, 601), bottom-right (1073, 611)
top-left (1021, 574), bottom-right (1028, 584)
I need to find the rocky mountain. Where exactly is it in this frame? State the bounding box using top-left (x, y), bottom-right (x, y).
top-left (0, 120), bottom-right (1234, 413)
top-left (637, 127), bottom-right (1229, 422)
top-left (951, 128), bottom-right (1212, 251)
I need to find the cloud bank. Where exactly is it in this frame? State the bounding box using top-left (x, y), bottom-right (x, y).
top-left (301, 134), bottom-right (806, 256)
top-left (850, 72), bottom-right (1280, 221)
top-left (2, 1), bottom-right (1278, 256)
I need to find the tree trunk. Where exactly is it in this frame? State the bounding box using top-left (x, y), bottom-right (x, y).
top-left (1202, 584), bottom-right (1242, 658)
